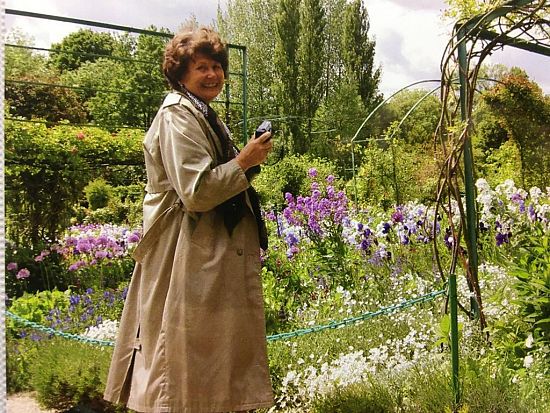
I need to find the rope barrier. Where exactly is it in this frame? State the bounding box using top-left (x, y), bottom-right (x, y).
top-left (267, 288), bottom-right (446, 342)
top-left (6, 311), bottom-right (115, 347)
top-left (6, 288), bottom-right (446, 347)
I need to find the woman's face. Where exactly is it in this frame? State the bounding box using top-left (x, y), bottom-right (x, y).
top-left (180, 53), bottom-right (225, 103)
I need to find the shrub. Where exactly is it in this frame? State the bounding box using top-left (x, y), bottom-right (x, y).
top-left (6, 335), bottom-right (40, 393)
top-left (28, 338), bottom-right (124, 412)
top-left (253, 154), bottom-right (337, 208)
top-left (85, 178), bottom-right (114, 210)
top-left (4, 120), bottom-right (144, 250)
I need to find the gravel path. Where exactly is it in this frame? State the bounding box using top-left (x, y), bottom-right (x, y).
top-left (7, 392), bottom-right (56, 413)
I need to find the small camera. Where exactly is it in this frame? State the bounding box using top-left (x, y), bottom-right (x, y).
top-left (255, 120), bottom-right (272, 141)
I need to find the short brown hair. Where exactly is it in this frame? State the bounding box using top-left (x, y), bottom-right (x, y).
top-left (163, 26), bottom-right (229, 90)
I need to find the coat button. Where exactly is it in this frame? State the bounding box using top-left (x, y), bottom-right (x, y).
top-left (237, 248), bottom-right (244, 256)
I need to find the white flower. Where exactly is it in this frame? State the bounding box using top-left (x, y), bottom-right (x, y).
top-left (525, 333), bottom-right (534, 349)
top-left (523, 354), bottom-right (534, 369)
top-left (82, 319), bottom-right (119, 341)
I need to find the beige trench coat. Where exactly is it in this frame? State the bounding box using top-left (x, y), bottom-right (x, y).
top-left (103, 92), bottom-right (274, 412)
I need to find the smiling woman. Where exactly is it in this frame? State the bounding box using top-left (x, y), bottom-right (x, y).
top-left (103, 25), bottom-right (274, 413)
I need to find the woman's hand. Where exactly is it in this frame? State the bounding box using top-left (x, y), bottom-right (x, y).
top-left (235, 132), bottom-right (273, 171)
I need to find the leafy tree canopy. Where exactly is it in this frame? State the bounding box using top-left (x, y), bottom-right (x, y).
top-left (50, 28), bottom-right (117, 72)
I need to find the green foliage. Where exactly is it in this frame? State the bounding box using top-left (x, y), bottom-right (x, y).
top-left (50, 29), bottom-right (117, 72)
top-left (297, 0), bottom-right (326, 153)
top-left (382, 89), bottom-right (441, 145)
top-left (7, 290), bottom-right (69, 334)
top-left (476, 140), bottom-right (523, 187)
top-left (481, 70), bottom-right (550, 189)
top-left (29, 339), bottom-right (120, 411)
top-left (6, 335), bottom-right (40, 393)
top-left (350, 139), bottom-right (438, 209)
top-left (510, 224), bottom-right (550, 353)
top-left (126, 27), bottom-right (170, 128)
top-left (254, 154), bottom-right (336, 206)
top-left (341, 0), bottom-right (381, 110)
top-left (5, 120), bottom-right (144, 249)
top-left (219, 0), bottom-right (278, 121)
top-left (85, 178), bottom-right (114, 210)
top-left (312, 79), bottom-right (368, 173)
top-left (272, 0), bottom-right (302, 150)
top-left (5, 31), bottom-right (88, 123)
top-left (61, 58), bottom-right (134, 128)
top-left (311, 379), bottom-right (395, 413)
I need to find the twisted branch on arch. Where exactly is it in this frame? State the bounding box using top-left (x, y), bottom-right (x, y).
top-left (432, 0), bottom-right (549, 331)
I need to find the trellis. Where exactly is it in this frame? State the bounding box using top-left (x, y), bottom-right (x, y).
top-left (437, 0), bottom-right (549, 406)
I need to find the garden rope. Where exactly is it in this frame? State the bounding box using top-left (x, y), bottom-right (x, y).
top-left (6, 288), bottom-right (446, 346)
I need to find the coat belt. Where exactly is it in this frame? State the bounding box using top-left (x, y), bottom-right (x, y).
top-left (132, 199), bottom-right (185, 263)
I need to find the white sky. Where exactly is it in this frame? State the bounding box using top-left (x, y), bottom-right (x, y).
top-left (5, 0), bottom-right (549, 95)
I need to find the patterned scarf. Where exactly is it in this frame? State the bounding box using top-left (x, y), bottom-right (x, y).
top-left (180, 88), bottom-right (268, 250)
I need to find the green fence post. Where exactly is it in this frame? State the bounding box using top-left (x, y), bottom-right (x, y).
top-left (449, 273), bottom-right (460, 408)
top-left (457, 27), bottom-right (480, 319)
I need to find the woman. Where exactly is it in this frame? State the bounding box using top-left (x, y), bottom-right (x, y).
top-left (103, 26), bottom-right (274, 413)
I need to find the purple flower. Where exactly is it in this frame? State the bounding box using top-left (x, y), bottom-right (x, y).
top-left (7, 262), bottom-right (18, 271)
top-left (496, 232), bottom-right (511, 247)
top-left (326, 175), bottom-right (335, 184)
top-left (391, 210), bottom-right (404, 223)
top-left (86, 288), bottom-right (94, 295)
top-left (97, 235), bottom-right (109, 245)
top-left (308, 168), bottom-right (318, 178)
top-left (95, 250), bottom-right (109, 259)
top-left (16, 268), bottom-right (30, 279)
top-left (359, 239), bottom-right (370, 251)
top-left (76, 240), bottom-right (92, 253)
top-left (65, 237), bottom-right (78, 247)
top-left (69, 295), bottom-right (81, 306)
top-left (68, 260), bottom-right (86, 271)
top-left (285, 192), bottom-right (294, 203)
top-left (30, 333), bottom-right (42, 342)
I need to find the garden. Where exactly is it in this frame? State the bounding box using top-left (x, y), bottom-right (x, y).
top-left (5, 125), bottom-right (550, 411)
top-left (5, 0), bottom-right (550, 412)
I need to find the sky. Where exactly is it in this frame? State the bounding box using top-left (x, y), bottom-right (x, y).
top-left (5, 0), bottom-right (549, 96)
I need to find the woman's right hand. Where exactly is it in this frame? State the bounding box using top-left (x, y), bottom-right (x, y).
top-left (235, 132), bottom-right (273, 171)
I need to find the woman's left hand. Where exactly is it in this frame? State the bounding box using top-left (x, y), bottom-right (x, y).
top-left (235, 132), bottom-right (273, 171)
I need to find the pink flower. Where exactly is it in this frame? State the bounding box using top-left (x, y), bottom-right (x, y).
top-left (16, 268), bottom-right (30, 279)
top-left (7, 262), bottom-right (18, 271)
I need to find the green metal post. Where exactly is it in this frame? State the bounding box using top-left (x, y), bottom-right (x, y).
top-left (242, 47), bottom-right (248, 145)
top-left (457, 27), bottom-right (480, 318)
top-left (449, 273), bottom-right (460, 407)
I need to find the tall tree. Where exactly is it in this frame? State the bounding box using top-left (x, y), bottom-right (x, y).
top-left (321, 0), bottom-right (347, 99)
top-left (273, 0), bottom-right (302, 153)
top-left (5, 30), bottom-right (87, 123)
top-left (481, 70), bottom-right (550, 189)
top-left (297, 0), bottom-right (326, 153)
top-left (218, 0), bottom-right (278, 137)
top-left (341, 0), bottom-right (381, 110)
top-left (50, 29), bottom-right (116, 72)
top-left (127, 27), bottom-right (170, 128)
